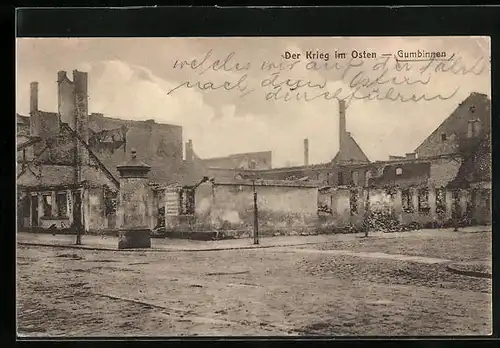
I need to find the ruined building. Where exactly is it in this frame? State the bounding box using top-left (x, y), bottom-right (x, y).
top-left (16, 70), bottom-right (184, 233)
top-left (201, 151), bottom-right (272, 170)
top-left (16, 69), bottom-right (491, 238)
top-left (318, 92), bottom-right (492, 231)
top-left (146, 99), bottom-right (373, 238)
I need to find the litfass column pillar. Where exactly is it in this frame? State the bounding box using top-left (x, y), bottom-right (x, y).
top-left (116, 149), bottom-right (152, 249)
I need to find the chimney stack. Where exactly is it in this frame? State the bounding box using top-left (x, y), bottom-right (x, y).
top-left (57, 70), bottom-right (67, 83)
top-left (30, 82), bottom-right (38, 114)
top-left (186, 139), bottom-right (194, 162)
top-left (339, 99), bottom-right (346, 152)
top-left (189, 139), bottom-right (193, 161)
top-left (303, 138), bottom-right (309, 166)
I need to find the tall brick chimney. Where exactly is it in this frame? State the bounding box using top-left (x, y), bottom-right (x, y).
top-left (339, 99), bottom-right (347, 153)
top-left (30, 82), bottom-right (38, 114)
top-left (29, 81), bottom-right (60, 154)
top-left (57, 70), bottom-right (67, 82)
top-left (303, 138), bottom-right (309, 166)
top-left (185, 139), bottom-right (193, 162)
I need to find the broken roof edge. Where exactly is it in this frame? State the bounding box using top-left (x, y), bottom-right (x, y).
top-left (212, 178), bottom-right (319, 188)
top-left (201, 150), bottom-right (273, 161)
top-left (90, 113), bottom-right (183, 129)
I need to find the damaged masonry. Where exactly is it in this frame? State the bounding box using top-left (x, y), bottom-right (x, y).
top-left (16, 70), bottom-right (491, 247)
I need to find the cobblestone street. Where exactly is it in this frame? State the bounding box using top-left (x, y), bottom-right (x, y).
top-left (16, 32), bottom-right (494, 340)
top-left (17, 231), bottom-right (492, 337)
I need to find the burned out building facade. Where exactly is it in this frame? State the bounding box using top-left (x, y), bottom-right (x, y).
top-left (318, 93), bottom-right (492, 231)
top-left (17, 73), bottom-right (120, 232)
top-left (16, 70), bottom-right (184, 233)
top-left (149, 94), bottom-right (492, 238)
top-left (16, 68), bottom-right (492, 239)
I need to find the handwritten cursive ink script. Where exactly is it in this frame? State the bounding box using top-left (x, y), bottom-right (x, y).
top-left (167, 49), bottom-right (487, 106)
top-left (173, 50), bottom-right (251, 75)
top-left (167, 74), bottom-right (254, 98)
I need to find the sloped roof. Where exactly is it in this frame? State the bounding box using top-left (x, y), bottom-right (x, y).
top-left (17, 136), bottom-right (42, 151)
top-left (414, 92), bottom-right (491, 155)
top-left (178, 150), bottom-right (211, 186)
top-left (17, 114), bottom-right (29, 125)
top-left (61, 124), bottom-right (120, 187)
top-left (17, 164), bottom-right (76, 188)
top-left (332, 132), bottom-right (370, 164)
top-left (16, 122), bottom-right (120, 188)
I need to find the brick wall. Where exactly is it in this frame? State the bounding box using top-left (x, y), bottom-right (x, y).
top-left (88, 115), bottom-right (183, 184)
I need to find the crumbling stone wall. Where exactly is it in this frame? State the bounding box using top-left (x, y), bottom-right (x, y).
top-left (162, 182), bottom-right (319, 237)
top-left (205, 183), bottom-right (318, 235)
top-left (318, 187), bottom-right (366, 233)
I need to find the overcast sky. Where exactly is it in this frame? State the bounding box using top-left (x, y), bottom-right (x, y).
top-left (16, 37), bottom-right (490, 167)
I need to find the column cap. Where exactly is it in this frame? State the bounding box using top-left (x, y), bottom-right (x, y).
top-left (117, 148), bottom-right (151, 178)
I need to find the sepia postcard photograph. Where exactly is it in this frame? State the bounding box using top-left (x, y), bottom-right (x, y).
top-left (16, 35), bottom-right (492, 337)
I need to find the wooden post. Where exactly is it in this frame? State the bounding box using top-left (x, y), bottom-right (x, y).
top-left (253, 180), bottom-right (259, 245)
top-left (51, 191), bottom-right (57, 218)
top-left (364, 186), bottom-right (370, 237)
top-left (74, 189), bottom-right (82, 245)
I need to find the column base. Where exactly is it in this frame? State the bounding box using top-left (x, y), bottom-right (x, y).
top-left (118, 228), bottom-right (151, 249)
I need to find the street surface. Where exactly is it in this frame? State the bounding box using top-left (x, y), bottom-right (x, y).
top-left (17, 230), bottom-right (492, 337)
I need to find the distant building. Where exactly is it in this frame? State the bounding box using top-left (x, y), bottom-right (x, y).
top-left (201, 151), bottom-right (272, 170)
top-left (183, 99), bottom-right (371, 186)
